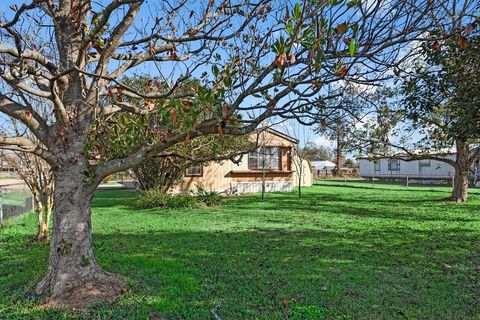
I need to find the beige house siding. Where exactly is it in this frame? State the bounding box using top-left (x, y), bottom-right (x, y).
top-left (172, 161), bottom-right (232, 193)
top-left (173, 129), bottom-right (313, 194)
top-left (293, 158), bottom-right (313, 187)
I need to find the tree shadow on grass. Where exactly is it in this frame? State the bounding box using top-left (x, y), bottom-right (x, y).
top-left (313, 182), bottom-right (454, 193)
top-left (2, 224), bottom-right (480, 319)
top-left (225, 193), bottom-right (480, 223)
top-left (92, 189), bottom-right (139, 208)
top-left (314, 181), bottom-right (480, 197)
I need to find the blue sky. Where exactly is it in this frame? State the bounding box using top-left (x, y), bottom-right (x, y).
top-left (0, 1), bottom-right (367, 155)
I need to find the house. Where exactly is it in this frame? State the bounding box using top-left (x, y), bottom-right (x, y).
top-left (312, 160), bottom-right (336, 171)
top-left (358, 152), bottom-right (466, 181)
top-left (173, 128), bottom-right (313, 194)
top-left (311, 160), bottom-right (336, 177)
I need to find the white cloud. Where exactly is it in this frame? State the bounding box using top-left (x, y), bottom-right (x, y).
top-left (313, 136), bottom-right (335, 148)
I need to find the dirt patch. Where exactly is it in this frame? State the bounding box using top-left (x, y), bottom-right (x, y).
top-left (41, 280), bottom-right (127, 309)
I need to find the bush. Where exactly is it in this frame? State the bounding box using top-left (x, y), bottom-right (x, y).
top-left (136, 189), bottom-right (200, 209)
top-left (196, 187), bottom-right (222, 206)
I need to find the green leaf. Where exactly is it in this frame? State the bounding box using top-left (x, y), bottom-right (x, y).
top-left (347, 0), bottom-right (360, 8)
top-left (293, 3), bottom-right (301, 20)
top-left (212, 65), bottom-right (219, 77)
top-left (349, 38), bottom-right (357, 57)
top-left (286, 21), bottom-right (293, 36)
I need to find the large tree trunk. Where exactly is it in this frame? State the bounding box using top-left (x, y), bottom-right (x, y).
top-left (450, 141), bottom-right (470, 202)
top-left (35, 163), bottom-right (125, 307)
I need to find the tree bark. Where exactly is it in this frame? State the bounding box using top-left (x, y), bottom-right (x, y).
top-left (35, 162), bottom-right (125, 307)
top-left (34, 192), bottom-right (47, 241)
top-left (37, 199), bottom-right (53, 241)
top-left (37, 215), bottom-right (49, 241)
top-left (335, 136), bottom-right (342, 177)
top-left (450, 141), bottom-right (470, 202)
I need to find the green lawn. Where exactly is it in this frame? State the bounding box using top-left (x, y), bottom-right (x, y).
top-left (1, 181), bottom-right (480, 319)
top-left (2, 190), bottom-right (31, 207)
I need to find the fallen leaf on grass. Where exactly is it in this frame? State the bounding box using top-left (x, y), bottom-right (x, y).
top-left (149, 312), bottom-right (165, 320)
top-left (441, 263), bottom-right (452, 270)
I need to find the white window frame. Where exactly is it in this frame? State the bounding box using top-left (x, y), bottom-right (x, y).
top-left (185, 164), bottom-right (203, 176)
top-left (419, 159), bottom-right (431, 168)
top-left (388, 159), bottom-right (400, 171)
top-left (248, 147), bottom-right (280, 170)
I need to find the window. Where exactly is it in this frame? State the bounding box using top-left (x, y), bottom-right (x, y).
top-left (388, 159), bottom-right (400, 171)
top-left (185, 164), bottom-right (203, 176)
top-left (248, 147), bottom-right (281, 170)
top-left (374, 160), bottom-right (381, 171)
top-left (419, 159), bottom-right (431, 168)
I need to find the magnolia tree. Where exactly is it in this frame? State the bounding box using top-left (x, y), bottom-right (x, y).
top-left (131, 134), bottom-right (253, 192)
top-left (399, 7), bottom-right (480, 202)
top-left (355, 2), bottom-right (480, 202)
top-left (0, 0), bottom-right (432, 306)
top-left (93, 77), bottom-right (255, 192)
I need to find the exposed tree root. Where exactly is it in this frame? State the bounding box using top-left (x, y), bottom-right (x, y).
top-left (37, 268), bottom-right (126, 308)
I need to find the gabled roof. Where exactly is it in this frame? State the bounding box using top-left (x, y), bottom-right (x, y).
top-left (311, 160), bottom-right (336, 169)
top-left (253, 127), bottom-right (299, 144)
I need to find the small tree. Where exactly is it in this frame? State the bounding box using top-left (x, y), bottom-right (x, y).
top-left (131, 135), bottom-right (253, 192)
top-left (282, 120), bottom-right (310, 198)
top-left (0, 105), bottom-right (54, 240)
top-left (0, 148), bottom-right (53, 241)
top-left (291, 146), bottom-right (306, 198)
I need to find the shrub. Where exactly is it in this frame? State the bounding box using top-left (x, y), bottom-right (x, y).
top-left (136, 189), bottom-right (200, 209)
top-left (196, 187), bottom-right (222, 206)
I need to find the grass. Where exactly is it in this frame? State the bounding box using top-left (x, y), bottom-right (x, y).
top-left (2, 191), bottom-right (31, 207)
top-left (1, 180), bottom-right (480, 319)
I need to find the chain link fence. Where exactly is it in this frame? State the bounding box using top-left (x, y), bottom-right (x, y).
top-left (0, 188), bottom-right (34, 225)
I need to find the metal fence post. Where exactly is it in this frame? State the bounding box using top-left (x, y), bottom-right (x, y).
top-left (0, 192), bottom-right (3, 226)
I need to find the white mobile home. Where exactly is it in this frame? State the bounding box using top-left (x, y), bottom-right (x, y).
top-left (358, 155), bottom-right (457, 180)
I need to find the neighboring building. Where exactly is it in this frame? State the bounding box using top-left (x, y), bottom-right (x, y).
top-left (173, 128), bottom-right (313, 194)
top-left (312, 160), bottom-right (336, 171)
top-left (358, 154), bottom-right (458, 180)
top-left (311, 160), bottom-right (336, 177)
top-left (0, 153), bottom-right (20, 175)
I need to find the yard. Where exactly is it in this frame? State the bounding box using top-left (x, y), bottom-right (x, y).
top-left (1, 181), bottom-right (480, 319)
